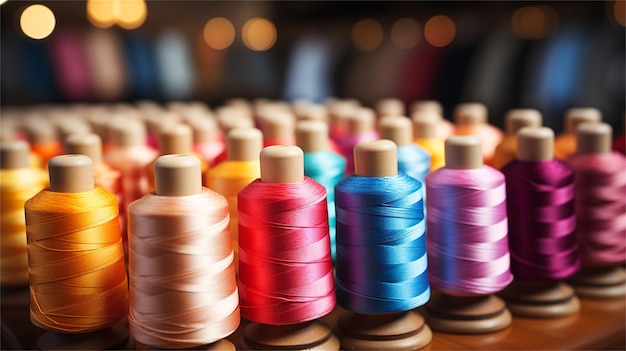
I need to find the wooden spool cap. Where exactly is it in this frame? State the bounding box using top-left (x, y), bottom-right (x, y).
top-left (354, 139), bottom-right (398, 178)
top-left (188, 118), bottom-right (218, 144)
top-left (57, 119), bottom-right (92, 139)
top-left (260, 111), bottom-right (295, 142)
top-left (217, 109), bottom-right (255, 133)
top-left (159, 123), bottom-right (193, 155)
top-left (576, 122), bottom-right (612, 155)
top-left (0, 140), bottom-right (30, 169)
top-left (517, 127), bottom-right (554, 161)
top-left (227, 128), bottom-right (262, 161)
top-left (154, 154), bottom-right (202, 196)
top-left (65, 133), bottom-right (103, 164)
top-left (410, 100), bottom-right (444, 116)
top-left (445, 136), bottom-right (483, 169)
top-left (296, 120), bottom-right (328, 153)
top-left (505, 109), bottom-right (542, 135)
top-left (26, 122), bottom-right (58, 144)
top-left (48, 155), bottom-right (94, 193)
top-left (111, 119), bottom-right (146, 147)
top-left (412, 111), bottom-right (439, 139)
top-left (454, 103), bottom-right (487, 126)
top-left (295, 104), bottom-right (328, 122)
top-left (260, 145), bottom-right (304, 183)
top-left (564, 107), bottom-right (601, 133)
top-left (379, 116), bottom-right (412, 146)
top-left (376, 98), bottom-right (405, 117)
top-left (348, 108), bottom-right (376, 135)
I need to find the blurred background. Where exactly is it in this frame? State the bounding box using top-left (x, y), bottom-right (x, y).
top-left (1, 1), bottom-right (624, 132)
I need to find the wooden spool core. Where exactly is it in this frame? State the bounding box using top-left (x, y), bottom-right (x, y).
top-left (410, 100), bottom-right (444, 116)
top-left (445, 136), bottom-right (483, 169)
top-left (260, 145), bottom-right (304, 183)
top-left (48, 155), bottom-right (94, 193)
top-left (227, 128), bottom-right (262, 162)
top-left (189, 118), bottom-right (218, 144)
top-left (505, 109), bottom-right (542, 136)
top-left (348, 108), bottom-right (376, 135)
top-left (65, 133), bottom-right (103, 164)
top-left (260, 111), bottom-right (295, 143)
top-left (576, 122), bottom-right (612, 155)
top-left (0, 140), bottom-right (30, 169)
top-left (379, 116), bottom-right (412, 146)
top-left (111, 119), bottom-right (146, 147)
top-left (412, 111), bottom-right (439, 139)
top-left (517, 127), bottom-right (554, 161)
top-left (354, 140), bottom-right (397, 178)
top-left (159, 124), bottom-right (193, 155)
top-left (154, 155), bottom-right (202, 197)
top-left (296, 120), bottom-right (328, 153)
top-left (564, 107), bottom-right (601, 134)
top-left (376, 98), bottom-right (405, 117)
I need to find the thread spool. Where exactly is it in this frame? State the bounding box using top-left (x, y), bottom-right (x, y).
top-left (422, 136), bottom-right (513, 334)
top-left (379, 116), bottom-right (430, 185)
top-left (147, 123), bottom-right (208, 191)
top-left (500, 127), bottom-right (581, 318)
top-left (554, 107), bottom-right (602, 159)
top-left (237, 145), bottom-right (339, 351)
top-left (412, 111), bottom-right (446, 171)
top-left (188, 117), bottom-right (225, 166)
top-left (24, 121), bottom-right (63, 167)
top-left (410, 100), bottom-right (454, 138)
top-left (333, 139), bottom-right (432, 350)
top-left (205, 128), bottom-right (262, 273)
top-left (129, 155), bottom-right (238, 350)
top-left (327, 99), bottom-right (359, 141)
top-left (24, 155), bottom-right (132, 350)
top-left (0, 141), bottom-right (47, 306)
top-left (296, 120), bottom-right (346, 261)
top-left (337, 107), bottom-right (378, 174)
top-left (492, 109), bottom-right (543, 169)
top-left (566, 123), bottom-right (626, 298)
top-left (259, 110), bottom-right (296, 146)
top-left (453, 103), bottom-right (503, 165)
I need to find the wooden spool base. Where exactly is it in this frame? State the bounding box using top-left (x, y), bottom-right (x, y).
top-left (335, 311), bottom-right (432, 350)
top-left (239, 321), bottom-right (339, 350)
top-left (422, 293), bottom-right (512, 334)
top-left (37, 320), bottom-right (134, 350)
top-left (141, 339), bottom-right (235, 350)
top-left (500, 280), bottom-right (580, 318)
top-left (568, 265), bottom-right (626, 299)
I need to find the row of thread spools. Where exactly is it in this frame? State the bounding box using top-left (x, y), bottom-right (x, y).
top-left (0, 97), bottom-right (624, 350)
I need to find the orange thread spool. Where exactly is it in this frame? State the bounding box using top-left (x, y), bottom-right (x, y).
top-left (25, 155), bottom-right (128, 333)
top-left (491, 109), bottom-right (542, 169)
top-left (554, 107), bottom-right (602, 160)
top-left (0, 141), bottom-right (48, 287)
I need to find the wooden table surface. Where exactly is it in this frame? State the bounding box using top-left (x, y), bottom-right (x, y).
top-left (3, 291), bottom-right (624, 350)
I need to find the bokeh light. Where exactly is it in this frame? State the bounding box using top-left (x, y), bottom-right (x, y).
top-left (351, 18), bottom-right (384, 51)
top-left (20, 4), bottom-right (56, 40)
top-left (204, 17), bottom-right (235, 50)
top-left (511, 5), bottom-right (559, 39)
top-left (242, 18), bottom-right (277, 51)
top-left (117, 0), bottom-right (147, 30)
top-left (424, 15), bottom-right (455, 48)
top-left (87, 0), bottom-right (116, 28)
top-left (391, 17), bottom-right (421, 49)
top-left (615, 0), bottom-right (626, 26)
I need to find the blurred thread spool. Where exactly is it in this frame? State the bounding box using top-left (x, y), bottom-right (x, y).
top-left (337, 107), bottom-right (378, 174)
top-left (422, 136), bottom-right (513, 334)
top-left (129, 155), bottom-right (238, 350)
top-left (412, 111), bottom-right (446, 171)
top-left (410, 99), bottom-right (454, 138)
top-left (0, 141), bottom-right (47, 303)
top-left (453, 102), bottom-right (503, 165)
top-left (24, 120), bottom-right (63, 168)
top-left (554, 107), bottom-right (602, 159)
top-left (375, 97), bottom-right (405, 118)
top-left (237, 145), bottom-right (339, 350)
top-left (327, 99), bottom-right (359, 141)
top-left (566, 123), bottom-right (626, 298)
top-left (25, 155), bottom-right (132, 350)
top-left (188, 116), bottom-right (225, 166)
top-left (258, 109), bottom-right (296, 146)
top-left (205, 128), bottom-right (262, 273)
top-left (491, 109), bottom-right (542, 169)
top-left (500, 127), bottom-right (581, 318)
top-left (334, 140), bottom-right (432, 350)
top-left (296, 120), bottom-right (346, 261)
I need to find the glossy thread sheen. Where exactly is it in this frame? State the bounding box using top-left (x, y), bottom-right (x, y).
top-left (237, 177), bottom-right (336, 325)
top-left (502, 159), bottom-right (581, 280)
top-left (0, 167), bottom-right (47, 286)
top-left (335, 173), bottom-right (430, 313)
top-left (426, 166), bottom-right (513, 295)
top-left (25, 187), bottom-right (129, 333)
top-left (566, 152), bottom-right (626, 265)
top-left (128, 189), bottom-right (239, 349)
top-left (303, 150), bottom-right (346, 261)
